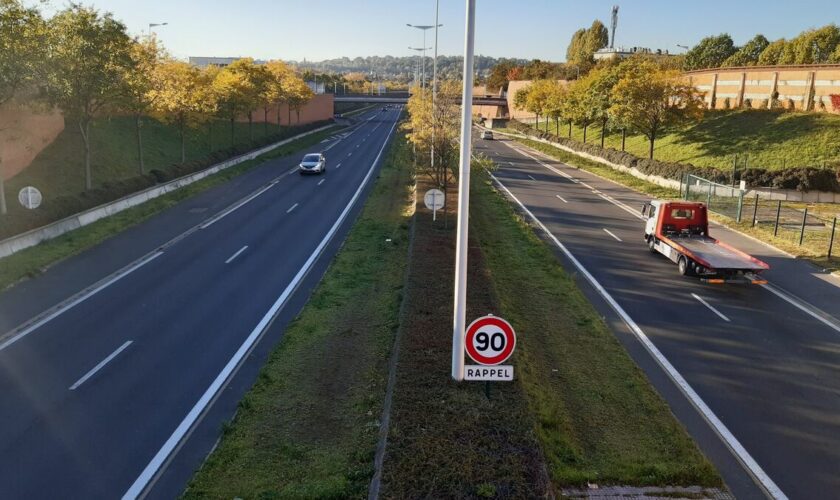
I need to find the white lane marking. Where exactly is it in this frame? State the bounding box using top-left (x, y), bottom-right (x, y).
top-left (122, 111), bottom-right (401, 500)
top-left (69, 341), bottom-right (133, 391)
top-left (528, 174), bottom-right (536, 181)
top-left (556, 195), bottom-right (568, 203)
top-left (224, 246), bottom-right (248, 264)
top-left (509, 162), bottom-right (515, 166)
top-left (336, 163), bottom-right (342, 169)
top-left (598, 193), bottom-right (645, 220)
top-left (0, 252), bottom-right (163, 353)
top-left (691, 293), bottom-right (730, 322)
top-left (488, 171), bottom-right (786, 500)
top-left (762, 283), bottom-right (840, 334)
top-left (348, 152), bottom-right (353, 157)
top-left (603, 228), bottom-right (623, 242)
top-left (318, 179), bottom-right (325, 186)
top-left (355, 144), bottom-right (360, 148)
top-left (200, 182), bottom-right (276, 229)
top-left (286, 203), bottom-right (299, 214)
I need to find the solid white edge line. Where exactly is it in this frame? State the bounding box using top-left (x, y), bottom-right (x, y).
top-left (488, 171), bottom-right (787, 500)
top-left (603, 228), bottom-right (623, 242)
top-left (69, 340), bottom-right (133, 391)
top-left (122, 113), bottom-right (400, 500)
top-left (691, 293), bottom-right (731, 322)
top-left (318, 179), bottom-right (325, 186)
top-left (556, 195), bottom-right (568, 203)
top-left (224, 246), bottom-right (248, 265)
top-left (762, 283), bottom-right (840, 334)
top-left (286, 203), bottom-right (298, 214)
top-left (0, 251), bottom-right (163, 353)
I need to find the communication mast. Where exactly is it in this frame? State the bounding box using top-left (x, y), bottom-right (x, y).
top-left (610, 5), bottom-right (619, 49)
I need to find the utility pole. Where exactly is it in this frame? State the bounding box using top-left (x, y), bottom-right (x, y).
top-left (452, 0), bottom-right (475, 382)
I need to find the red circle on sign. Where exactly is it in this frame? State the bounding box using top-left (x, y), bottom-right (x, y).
top-left (465, 315), bottom-right (516, 365)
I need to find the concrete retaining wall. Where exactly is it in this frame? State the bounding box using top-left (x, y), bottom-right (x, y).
top-left (0, 123), bottom-right (334, 260)
top-left (489, 127), bottom-right (840, 203)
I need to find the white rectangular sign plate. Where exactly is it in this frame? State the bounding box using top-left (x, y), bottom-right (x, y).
top-left (464, 365), bottom-right (513, 381)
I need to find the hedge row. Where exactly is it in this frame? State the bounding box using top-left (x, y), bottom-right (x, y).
top-left (507, 120), bottom-right (840, 193)
top-left (0, 120), bottom-right (332, 240)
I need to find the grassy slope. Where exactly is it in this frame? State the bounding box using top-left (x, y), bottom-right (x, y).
top-left (183, 129), bottom-right (413, 498)
top-left (6, 115), bottom-right (305, 200)
top-left (0, 127), bottom-right (338, 291)
top-left (471, 170), bottom-right (720, 487)
top-left (535, 109), bottom-right (840, 170)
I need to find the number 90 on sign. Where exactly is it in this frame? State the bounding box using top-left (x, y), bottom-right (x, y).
top-left (464, 315), bottom-right (516, 366)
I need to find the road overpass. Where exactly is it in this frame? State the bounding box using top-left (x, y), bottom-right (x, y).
top-left (334, 93), bottom-right (508, 106)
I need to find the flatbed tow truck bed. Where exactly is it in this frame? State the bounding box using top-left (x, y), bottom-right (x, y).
top-left (663, 234), bottom-right (768, 271)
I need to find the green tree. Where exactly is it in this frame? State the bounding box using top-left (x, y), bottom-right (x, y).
top-left (566, 20), bottom-right (607, 73)
top-left (584, 20), bottom-right (609, 56)
top-left (684, 34), bottom-right (736, 70)
top-left (225, 58), bottom-right (268, 143)
top-left (45, 4), bottom-right (134, 191)
top-left (122, 36), bottom-right (163, 174)
top-left (609, 62), bottom-right (705, 159)
top-left (566, 28), bottom-right (587, 65)
top-left (213, 63), bottom-right (256, 146)
top-left (758, 38), bottom-right (787, 65)
top-left (149, 59), bottom-right (214, 163)
top-left (486, 59), bottom-right (517, 92)
top-left (0, 0), bottom-right (46, 213)
top-left (521, 59), bottom-right (564, 80)
top-left (524, 80), bottom-right (554, 132)
top-left (791, 25), bottom-right (840, 63)
top-left (723, 34), bottom-right (769, 67)
top-left (284, 76), bottom-right (314, 124)
top-left (585, 65), bottom-right (624, 147)
top-left (830, 43), bottom-right (840, 63)
top-left (264, 60), bottom-right (293, 129)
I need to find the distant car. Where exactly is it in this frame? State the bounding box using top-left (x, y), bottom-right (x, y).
top-left (299, 153), bottom-right (326, 175)
top-left (481, 130), bottom-right (494, 140)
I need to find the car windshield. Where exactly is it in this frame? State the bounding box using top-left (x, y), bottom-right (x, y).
top-left (302, 154), bottom-right (320, 162)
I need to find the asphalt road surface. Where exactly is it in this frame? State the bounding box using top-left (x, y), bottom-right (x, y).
top-left (475, 132), bottom-right (840, 500)
top-left (0, 106), bottom-right (401, 499)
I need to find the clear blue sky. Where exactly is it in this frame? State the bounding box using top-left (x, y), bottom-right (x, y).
top-left (39, 0), bottom-right (838, 62)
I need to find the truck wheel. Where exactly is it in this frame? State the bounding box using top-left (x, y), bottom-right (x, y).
top-left (647, 237), bottom-right (656, 253)
top-left (678, 256), bottom-right (691, 276)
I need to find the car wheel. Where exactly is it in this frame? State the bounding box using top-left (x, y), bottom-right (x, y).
top-left (678, 256), bottom-right (691, 276)
top-left (647, 236), bottom-right (656, 253)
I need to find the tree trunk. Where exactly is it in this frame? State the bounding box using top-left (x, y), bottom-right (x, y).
top-left (230, 116), bottom-right (235, 146)
top-left (621, 128), bottom-right (626, 151)
top-left (0, 160), bottom-right (6, 215)
top-left (296, 109), bottom-right (300, 123)
top-left (568, 120), bottom-right (572, 138)
top-left (180, 123), bottom-right (186, 163)
top-left (248, 111), bottom-right (253, 143)
top-left (79, 120), bottom-right (92, 190)
top-left (583, 123), bottom-right (588, 143)
top-left (135, 114), bottom-right (145, 174)
top-left (264, 106), bottom-right (269, 137)
top-left (649, 133), bottom-right (655, 159)
top-left (600, 117), bottom-right (607, 148)
top-left (555, 118), bottom-right (559, 135)
top-left (287, 106), bottom-right (291, 126)
top-left (277, 104), bottom-right (282, 131)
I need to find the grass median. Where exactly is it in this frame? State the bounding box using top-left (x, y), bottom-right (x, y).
top-left (504, 134), bottom-right (840, 272)
top-left (0, 126), bottom-right (339, 291)
top-left (183, 127), bottom-right (413, 498)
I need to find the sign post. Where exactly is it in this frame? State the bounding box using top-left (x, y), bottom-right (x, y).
top-left (424, 188), bottom-right (444, 221)
top-left (463, 315), bottom-right (516, 384)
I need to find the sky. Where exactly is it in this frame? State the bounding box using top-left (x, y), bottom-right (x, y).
top-left (37, 0), bottom-right (839, 62)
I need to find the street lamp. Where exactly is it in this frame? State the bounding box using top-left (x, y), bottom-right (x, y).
top-left (408, 47), bottom-right (429, 89)
top-left (677, 44), bottom-right (690, 51)
top-left (148, 22), bottom-right (168, 37)
top-left (407, 22), bottom-right (442, 89)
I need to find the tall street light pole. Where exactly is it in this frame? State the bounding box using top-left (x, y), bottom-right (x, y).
top-left (408, 47), bottom-right (428, 89)
top-left (407, 23), bottom-right (441, 89)
top-left (452, 0), bottom-right (475, 381)
top-left (148, 22), bottom-right (168, 37)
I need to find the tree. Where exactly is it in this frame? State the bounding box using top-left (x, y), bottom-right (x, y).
top-left (684, 34), bottom-right (736, 70)
top-left (758, 39), bottom-right (787, 65)
top-left (830, 44), bottom-right (840, 63)
top-left (45, 4), bottom-right (133, 191)
top-left (566, 20), bottom-right (608, 72)
top-left (122, 36), bottom-right (163, 174)
top-left (723, 34), bottom-right (769, 67)
top-left (524, 80), bottom-right (554, 132)
top-left (213, 63), bottom-right (257, 146)
top-left (149, 60), bottom-right (214, 163)
top-left (521, 59), bottom-right (563, 80)
top-left (566, 28), bottom-right (588, 66)
top-left (564, 78), bottom-right (598, 142)
top-left (791, 25), bottom-right (840, 63)
top-left (0, 0), bottom-right (46, 213)
top-left (264, 60), bottom-right (293, 129)
top-left (584, 65), bottom-right (624, 147)
top-left (284, 76), bottom-right (314, 124)
top-left (223, 58), bottom-right (267, 143)
top-left (486, 59), bottom-right (517, 92)
top-left (584, 20), bottom-right (609, 56)
top-left (610, 62), bottom-right (705, 159)
top-left (543, 81), bottom-right (567, 134)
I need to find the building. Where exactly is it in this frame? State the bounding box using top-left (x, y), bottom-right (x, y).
top-left (593, 46), bottom-right (674, 61)
top-left (189, 56), bottom-right (268, 68)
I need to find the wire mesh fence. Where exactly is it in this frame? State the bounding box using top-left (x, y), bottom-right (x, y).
top-left (682, 174), bottom-right (838, 258)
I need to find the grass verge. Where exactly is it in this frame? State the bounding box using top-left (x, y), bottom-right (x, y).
top-left (470, 168), bottom-right (722, 488)
top-left (505, 134), bottom-right (840, 272)
top-left (0, 126), bottom-right (339, 291)
top-left (183, 126), bottom-right (414, 498)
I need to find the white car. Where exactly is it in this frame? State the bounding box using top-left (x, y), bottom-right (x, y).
top-left (299, 153), bottom-right (326, 175)
top-left (481, 130), bottom-right (494, 140)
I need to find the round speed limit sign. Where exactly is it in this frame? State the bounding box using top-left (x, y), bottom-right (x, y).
top-left (465, 315), bottom-right (516, 366)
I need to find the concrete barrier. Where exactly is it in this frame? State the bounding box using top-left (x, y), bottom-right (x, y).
top-left (0, 123), bottom-right (335, 260)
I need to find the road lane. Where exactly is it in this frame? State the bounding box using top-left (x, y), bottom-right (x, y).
top-left (0, 107), bottom-right (401, 498)
top-left (477, 135), bottom-right (840, 499)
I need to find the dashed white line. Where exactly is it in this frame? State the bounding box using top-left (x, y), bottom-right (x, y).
top-left (556, 195), bottom-right (568, 203)
top-left (603, 228), bottom-right (623, 242)
top-left (224, 245), bottom-right (248, 264)
top-left (336, 163), bottom-right (342, 169)
top-left (69, 340), bottom-right (133, 391)
top-left (528, 174), bottom-right (536, 181)
top-left (487, 171), bottom-right (785, 500)
top-left (691, 293), bottom-right (731, 322)
top-left (287, 203), bottom-right (299, 214)
top-left (317, 179), bottom-right (325, 186)
top-left (762, 283), bottom-right (840, 334)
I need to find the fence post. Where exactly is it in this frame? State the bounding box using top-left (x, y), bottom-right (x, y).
top-left (799, 207), bottom-right (808, 246)
top-left (751, 193), bottom-right (759, 227)
top-left (683, 174), bottom-right (690, 200)
top-left (706, 181), bottom-right (713, 208)
top-left (773, 200), bottom-right (781, 236)
top-left (736, 190), bottom-right (744, 223)
top-left (829, 217), bottom-right (837, 258)
top-left (732, 156), bottom-right (737, 187)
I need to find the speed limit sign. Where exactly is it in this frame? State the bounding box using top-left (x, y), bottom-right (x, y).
top-left (464, 315), bottom-right (516, 381)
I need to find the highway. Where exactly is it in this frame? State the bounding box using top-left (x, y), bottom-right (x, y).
top-left (0, 106), bottom-right (401, 498)
top-left (475, 133), bottom-right (840, 499)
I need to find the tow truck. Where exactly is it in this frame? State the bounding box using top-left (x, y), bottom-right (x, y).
top-left (642, 200), bottom-right (769, 284)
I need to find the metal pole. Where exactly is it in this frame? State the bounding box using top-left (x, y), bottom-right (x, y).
top-left (431, 0), bottom-right (440, 201)
top-left (751, 193), bottom-right (759, 227)
top-left (773, 200), bottom-right (781, 236)
top-left (828, 217), bottom-right (836, 258)
top-left (452, 0), bottom-right (475, 382)
top-left (422, 29), bottom-right (427, 89)
top-left (799, 207), bottom-right (808, 245)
